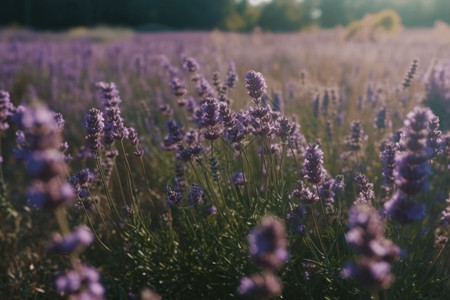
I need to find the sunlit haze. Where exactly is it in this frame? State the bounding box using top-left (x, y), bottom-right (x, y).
top-left (249, 0), bottom-right (272, 5)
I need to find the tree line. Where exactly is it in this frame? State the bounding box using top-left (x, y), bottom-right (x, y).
top-left (1, 0), bottom-right (450, 31)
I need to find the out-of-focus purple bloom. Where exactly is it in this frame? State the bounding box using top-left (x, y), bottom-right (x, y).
top-left (165, 186), bottom-right (183, 207)
top-left (428, 115), bottom-right (442, 158)
top-left (244, 70), bottom-right (267, 102)
top-left (70, 168), bottom-right (96, 199)
top-left (238, 273), bottom-right (282, 297)
top-left (83, 108), bottom-right (104, 152)
top-left (248, 216), bottom-right (289, 271)
top-left (393, 107), bottom-right (433, 199)
top-left (272, 90), bottom-right (284, 113)
top-left (343, 204), bottom-right (401, 290)
top-left (290, 180), bottom-right (319, 204)
top-left (231, 172), bottom-right (245, 186)
top-left (303, 142), bottom-right (325, 185)
top-left (0, 90), bottom-right (14, 132)
top-left (97, 81), bottom-right (121, 108)
top-left (159, 104), bottom-right (173, 118)
top-left (402, 59), bottom-right (418, 89)
top-left (287, 204), bottom-right (307, 236)
top-left (354, 173), bottom-right (375, 205)
top-left (319, 178), bottom-right (336, 203)
top-left (27, 179), bottom-right (74, 209)
top-left (374, 106), bottom-right (391, 129)
top-left (441, 196), bottom-right (450, 227)
top-left (208, 205), bottom-right (217, 215)
top-left (345, 120), bottom-right (366, 153)
top-left (187, 183), bottom-right (203, 206)
top-left (162, 120), bottom-right (184, 150)
top-left (48, 226), bottom-right (94, 254)
top-left (225, 61), bottom-right (238, 90)
top-left (182, 56), bottom-right (200, 73)
top-left (196, 77), bottom-right (215, 98)
top-left (312, 94), bottom-right (319, 119)
top-left (277, 116), bottom-right (291, 142)
top-left (169, 77), bottom-right (187, 97)
top-left (55, 264), bottom-right (104, 300)
top-left (384, 191), bottom-right (427, 224)
top-left (341, 261), bottom-right (394, 290)
top-left (381, 142), bottom-right (397, 193)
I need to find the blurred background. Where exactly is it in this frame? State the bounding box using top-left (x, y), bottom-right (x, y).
top-left (1, 0), bottom-right (450, 31)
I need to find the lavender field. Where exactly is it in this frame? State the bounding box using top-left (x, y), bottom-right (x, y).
top-left (0, 28), bottom-right (449, 299)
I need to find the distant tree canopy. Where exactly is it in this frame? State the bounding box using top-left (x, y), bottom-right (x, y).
top-left (1, 0), bottom-right (450, 31)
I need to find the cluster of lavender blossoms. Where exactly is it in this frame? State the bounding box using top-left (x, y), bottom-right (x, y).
top-left (384, 107), bottom-right (435, 224)
top-left (342, 204), bottom-right (402, 290)
top-left (238, 216), bottom-right (288, 297)
top-left (0, 90), bottom-right (14, 132)
top-left (13, 104), bottom-right (74, 209)
top-left (12, 102), bottom-right (104, 298)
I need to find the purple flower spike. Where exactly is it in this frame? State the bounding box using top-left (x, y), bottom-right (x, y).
top-left (303, 143), bottom-right (326, 185)
top-left (248, 216), bottom-right (289, 271)
top-left (56, 264), bottom-right (104, 299)
top-left (83, 108), bottom-right (104, 152)
top-left (0, 90), bottom-right (14, 132)
top-left (244, 70), bottom-right (267, 102)
top-left (238, 273), bottom-right (282, 297)
top-left (187, 183), bottom-right (204, 206)
top-left (342, 204), bottom-right (401, 290)
top-left (97, 81), bottom-right (122, 108)
top-left (182, 56), bottom-right (200, 73)
top-left (48, 226), bottom-right (94, 254)
top-left (384, 191), bottom-right (426, 224)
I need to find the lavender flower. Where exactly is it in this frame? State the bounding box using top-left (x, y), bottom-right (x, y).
top-left (384, 191), bottom-right (426, 224)
top-left (341, 261), bottom-right (395, 290)
top-left (48, 226), bottom-right (94, 254)
top-left (169, 77), bottom-right (187, 97)
top-left (83, 108), bottom-right (104, 152)
top-left (290, 180), bottom-right (319, 204)
top-left (342, 204), bottom-right (402, 290)
top-left (374, 106), bottom-right (391, 129)
top-left (165, 186), bottom-right (183, 207)
top-left (238, 273), bottom-right (282, 297)
top-left (354, 173), bottom-right (375, 205)
top-left (55, 264), bottom-right (104, 299)
top-left (441, 196), bottom-right (450, 227)
top-left (196, 77), bottom-right (215, 98)
top-left (244, 70), bottom-right (267, 103)
top-left (232, 172), bottom-right (245, 186)
top-left (162, 120), bottom-right (184, 150)
top-left (428, 115), bottom-right (442, 158)
top-left (381, 142), bottom-right (397, 193)
top-left (103, 107), bottom-right (127, 144)
top-left (97, 81), bottom-right (121, 108)
top-left (182, 56), bottom-right (200, 73)
top-left (287, 204), bottom-right (307, 236)
top-left (70, 168), bottom-right (96, 199)
top-left (13, 105), bottom-right (75, 209)
top-left (402, 59), bottom-right (418, 89)
top-left (248, 216), bottom-right (289, 271)
top-left (225, 61), bottom-right (238, 90)
top-left (312, 94), bottom-right (320, 119)
top-left (0, 90), bottom-right (14, 132)
top-left (303, 143), bottom-right (325, 185)
top-left (187, 183), bottom-right (204, 206)
top-left (345, 120), bottom-right (366, 153)
top-left (394, 107), bottom-right (434, 196)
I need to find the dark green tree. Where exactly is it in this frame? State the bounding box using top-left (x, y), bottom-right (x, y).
top-left (258, 0), bottom-right (306, 31)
